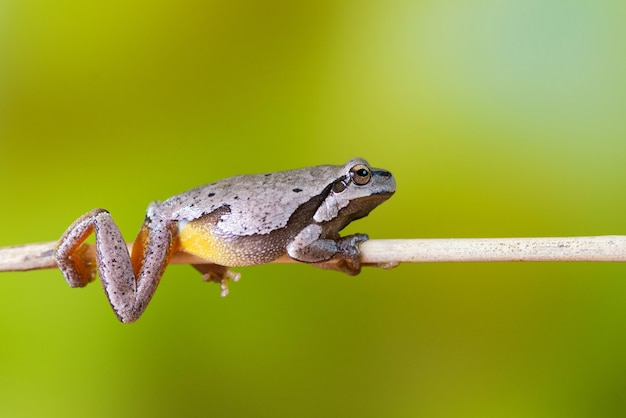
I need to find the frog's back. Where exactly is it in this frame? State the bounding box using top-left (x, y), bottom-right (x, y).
top-left (159, 165), bottom-right (338, 236)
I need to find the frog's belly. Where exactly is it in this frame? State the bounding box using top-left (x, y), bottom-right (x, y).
top-left (177, 219), bottom-right (286, 266)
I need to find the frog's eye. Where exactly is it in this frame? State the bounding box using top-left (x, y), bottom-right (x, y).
top-left (350, 164), bottom-right (371, 185)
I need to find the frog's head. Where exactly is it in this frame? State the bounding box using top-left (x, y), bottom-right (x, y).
top-left (314, 157), bottom-right (396, 224)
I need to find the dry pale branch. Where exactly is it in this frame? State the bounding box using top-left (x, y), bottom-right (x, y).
top-left (1, 236), bottom-right (626, 273)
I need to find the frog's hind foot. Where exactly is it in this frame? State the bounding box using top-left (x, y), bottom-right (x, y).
top-left (192, 264), bottom-right (241, 297)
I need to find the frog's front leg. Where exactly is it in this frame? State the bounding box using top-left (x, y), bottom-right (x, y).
top-left (55, 208), bottom-right (177, 323)
top-left (286, 224), bottom-right (368, 275)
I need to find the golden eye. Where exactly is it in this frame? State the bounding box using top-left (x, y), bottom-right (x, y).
top-left (350, 164), bottom-right (371, 185)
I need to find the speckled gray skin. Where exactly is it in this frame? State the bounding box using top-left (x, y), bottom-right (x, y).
top-left (170, 158), bottom-right (395, 268)
top-left (55, 158), bottom-right (395, 323)
top-left (158, 158), bottom-right (388, 235)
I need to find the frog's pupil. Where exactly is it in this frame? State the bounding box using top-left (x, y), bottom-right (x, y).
top-left (357, 169), bottom-right (368, 177)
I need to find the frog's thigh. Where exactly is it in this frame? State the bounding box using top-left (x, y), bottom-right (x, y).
top-left (287, 224), bottom-right (338, 263)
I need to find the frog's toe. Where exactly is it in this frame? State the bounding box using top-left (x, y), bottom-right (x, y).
top-left (192, 264), bottom-right (241, 296)
top-left (336, 233), bottom-right (369, 274)
top-left (313, 258), bottom-right (361, 275)
top-left (215, 270), bottom-right (241, 297)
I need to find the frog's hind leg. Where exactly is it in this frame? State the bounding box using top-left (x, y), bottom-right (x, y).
top-left (55, 208), bottom-right (177, 323)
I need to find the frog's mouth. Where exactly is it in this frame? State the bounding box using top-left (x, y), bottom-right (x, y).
top-left (338, 189), bottom-right (395, 225)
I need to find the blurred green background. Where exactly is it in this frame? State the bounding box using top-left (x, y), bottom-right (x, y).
top-left (2, 1), bottom-right (626, 417)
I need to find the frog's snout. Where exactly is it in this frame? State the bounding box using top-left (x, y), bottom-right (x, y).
top-left (372, 169), bottom-right (396, 195)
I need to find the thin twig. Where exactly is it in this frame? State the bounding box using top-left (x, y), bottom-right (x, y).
top-left (1, 236), bottom-right (626, 273)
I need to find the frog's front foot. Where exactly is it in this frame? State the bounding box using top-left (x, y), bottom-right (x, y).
top-left (315, 233), bottom-right (369, 275)
top-left (193, 264), bottom-right (241, 297)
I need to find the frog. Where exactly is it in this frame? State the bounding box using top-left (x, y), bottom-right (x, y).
top-left (55, 157), bottom-right (396, 323)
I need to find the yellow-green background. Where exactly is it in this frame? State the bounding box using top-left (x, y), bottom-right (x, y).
top-left (2, 1), bottom-right (626, 417)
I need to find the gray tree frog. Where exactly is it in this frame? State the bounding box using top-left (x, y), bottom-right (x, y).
top-left (55, 158), bottom-right (396, 323)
